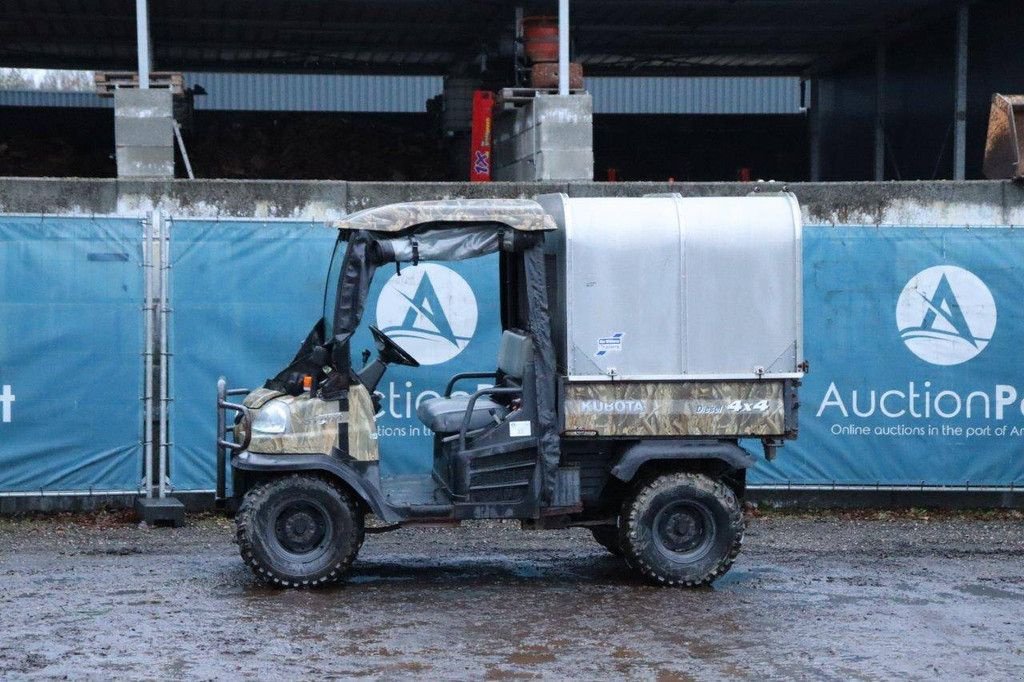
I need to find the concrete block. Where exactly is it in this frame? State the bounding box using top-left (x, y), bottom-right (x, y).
top-left (536, 149), bottom-right (594, 181)
top-left (116, 146), bottom-right (175, 178)
top-left (115, 116), bottom-right (173, 148)
top-left (115, 89), bottom-right (175, 178)
top-left (114, 88), bottom-right (174, 118)
top-left (533, 93), bottom-right (593, 120)
top-left (536, 121), bottom-right (592, 151)
top-left (492, 94), bottom-right (593, 181)
top-left (493, 132), bottom-right (538, 165)
top-left (134, 496), bottom-right (186, 527)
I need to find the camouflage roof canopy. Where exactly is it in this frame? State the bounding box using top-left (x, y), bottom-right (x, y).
top-left (330, 199), bottom-right (557, 233)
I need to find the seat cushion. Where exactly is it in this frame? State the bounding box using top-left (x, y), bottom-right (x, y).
top-left (497, 330), bottom-right (532, 380)
top-left (416, 396), bottom-right (505, 433)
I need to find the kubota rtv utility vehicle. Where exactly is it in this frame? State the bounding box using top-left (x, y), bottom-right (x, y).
top-left (217, 193), bottom-right (803, 587)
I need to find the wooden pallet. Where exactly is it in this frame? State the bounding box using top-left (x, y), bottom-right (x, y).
top-left (95, 71), bottom-right (185, 97)
top-left (497, 86), bottom-right (586, 110)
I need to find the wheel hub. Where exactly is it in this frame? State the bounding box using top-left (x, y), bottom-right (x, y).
top-left (274, 503), bottom-right (329, 555)
top-left (653, 501), bottom-right (715, 558)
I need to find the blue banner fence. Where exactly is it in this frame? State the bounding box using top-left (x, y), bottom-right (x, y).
top-left (2, 214), bottom-right (1021, 499)
top-left (167, 221), bottom-right (1024, 492)
top-left (751, 227), bottom-right (1023, 490)
top-left (0, 216), bottom-right (145, 495)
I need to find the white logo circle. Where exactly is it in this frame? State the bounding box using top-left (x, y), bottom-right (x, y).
top-left (896, 265), bottom-right (996, 366)
top-left (375, 264), bottom-right (478, 365)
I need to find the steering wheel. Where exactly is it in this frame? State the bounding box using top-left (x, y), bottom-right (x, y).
top-left (369, 325), bottom-right (420, 367)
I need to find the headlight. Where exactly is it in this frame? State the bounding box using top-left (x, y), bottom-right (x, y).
top-left (251, 400), bottom-right (289, 434)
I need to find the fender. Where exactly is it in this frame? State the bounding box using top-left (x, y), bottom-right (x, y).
top-left (232, 452), bottom-right (400, 524)
top-left (610, 439), bottom-right (756, 482)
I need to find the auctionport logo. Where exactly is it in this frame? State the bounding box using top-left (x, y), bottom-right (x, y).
top-left (896, 265), bottom-right (996, 366)
top-left (375, 264), bottom-right (478, 366)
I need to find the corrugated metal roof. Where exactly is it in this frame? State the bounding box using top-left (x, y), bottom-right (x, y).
top-left (0, 73), bottom-right (444, 112)
top-left (184, 72), bottom-right (443, 112)
top-left (1, 74), bottom-right (803, 115)
top-left (588, 77), bottom-right (803, 115)
top-left (0, 89), bottom-right (110, 108)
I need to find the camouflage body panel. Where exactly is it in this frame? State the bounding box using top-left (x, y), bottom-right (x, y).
top-left (562, 381), bottom-right (786, 437)
top-left (246, 393), bottom-right (344, 455)
top-left (347, 384), bottom-right (380, 462)
top-left (242, 388), bottom-right (285, 410)
top-left (330, 199), bottom-right (557, 233)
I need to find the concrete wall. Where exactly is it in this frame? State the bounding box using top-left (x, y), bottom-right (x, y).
top-left (1, 177), bottom-right (1023, 226)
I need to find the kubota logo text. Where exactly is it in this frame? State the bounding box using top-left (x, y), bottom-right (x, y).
top-left (375, 264), bottom-right (478, 365)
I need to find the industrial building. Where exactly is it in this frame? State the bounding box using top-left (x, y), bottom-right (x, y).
top-left (0, 0), bottom-right (1021, 183)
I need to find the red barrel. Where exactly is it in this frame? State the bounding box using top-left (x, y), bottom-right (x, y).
top-left (522, 16), bottom-right (559, 63)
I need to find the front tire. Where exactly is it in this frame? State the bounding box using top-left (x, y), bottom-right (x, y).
top-left (619, 472), bottom-right (743, 586)
top-left (236, 474), bottom-right (364, 588)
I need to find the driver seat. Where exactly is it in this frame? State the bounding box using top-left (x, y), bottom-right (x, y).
top-left (416, 330), bottom-right (532, 433)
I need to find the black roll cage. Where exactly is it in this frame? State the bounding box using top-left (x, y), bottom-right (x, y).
top-left (268, 223), bottom-right (563, 502)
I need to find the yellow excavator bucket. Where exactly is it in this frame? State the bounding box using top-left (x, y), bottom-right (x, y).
top-left (983, 94), bottom-right (1024, 180)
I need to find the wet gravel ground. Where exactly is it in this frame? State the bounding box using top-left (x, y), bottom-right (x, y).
top-left (1, 510), bottom-right (1023, 680)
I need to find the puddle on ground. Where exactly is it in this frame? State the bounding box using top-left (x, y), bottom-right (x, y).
top-left (956, 583), bottom-right (1024, 601)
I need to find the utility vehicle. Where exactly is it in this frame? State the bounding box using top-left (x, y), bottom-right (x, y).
top-left (217, 193), bottom-right (804, 587)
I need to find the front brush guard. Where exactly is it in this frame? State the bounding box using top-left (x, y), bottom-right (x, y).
top-left (216, 377), bottom-right (250, 503)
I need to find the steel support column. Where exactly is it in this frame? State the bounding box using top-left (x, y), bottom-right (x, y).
top-left (874, 41), bottom-right (886, 181)
top-left (558, 0), bottom-right (570, 96)
top-left (808, 79), bottom-right (821, 181)
top-left (135, 0), bottom-right (151, 89)
top-left (953, 2), bottom-right (968, 180)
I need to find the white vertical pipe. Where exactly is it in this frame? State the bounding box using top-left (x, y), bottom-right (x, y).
top-left (558, 0), bottom-right (569, 96)
top-left (874, 41), bottom-right (886, 181)
top-left (135, 0), bottom-right (151, 89)
top-left (953, 2), bottom-right (969, 180)
top-left (142, 216), bottom-right (154, 498)
top-left (515, 6), bottom-right (524, 86)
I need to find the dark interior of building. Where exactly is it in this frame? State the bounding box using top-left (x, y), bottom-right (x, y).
top-left (0, 107), bottom-right (811, 181)
top-left (0, 0), bottom-right (1021, 181)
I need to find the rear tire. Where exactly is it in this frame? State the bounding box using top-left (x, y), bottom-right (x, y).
top-left (590, 525), bottom-right (623, 557)
top-left (236, 474), bottom-right (364, 588)
top-left (619, 472), bottom-right (743, 586)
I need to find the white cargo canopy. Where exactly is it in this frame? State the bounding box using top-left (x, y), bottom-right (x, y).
top-left (538, 193), bottom-right (804, 381)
